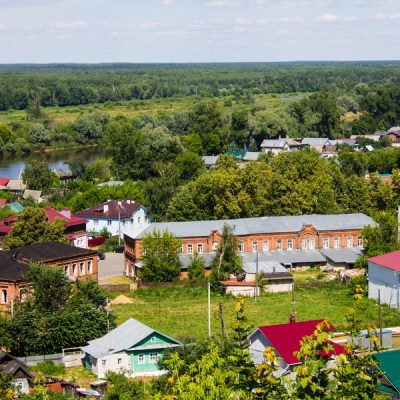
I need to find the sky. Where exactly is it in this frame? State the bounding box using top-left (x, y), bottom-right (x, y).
top-left (0, 0), bottom-right (399, 63)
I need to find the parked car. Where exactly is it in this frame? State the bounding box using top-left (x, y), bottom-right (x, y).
top-left (113, 246), bottom-right (124, 253)
top-left (98, 252), bottom-right (106, 260)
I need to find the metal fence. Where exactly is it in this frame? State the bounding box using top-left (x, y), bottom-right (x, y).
top-left (16, 348), bottom-right (84, 367)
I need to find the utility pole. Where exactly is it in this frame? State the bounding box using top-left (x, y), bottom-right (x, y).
top-left (208, 281), bottom-right (211, 337)
top-left (290, 284), bottom-right (296, 323)
top-left (218, 302), bottom-right (226, 339)
top-left (378, 289), bottom-right (383, 348)
top-left (118, 201), bottom-right (121, 246)
top-left (255, 251), bottom-right (259, 301)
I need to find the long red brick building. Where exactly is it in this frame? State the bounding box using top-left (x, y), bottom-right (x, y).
top-left (123, 213), bottom-right (374, 278)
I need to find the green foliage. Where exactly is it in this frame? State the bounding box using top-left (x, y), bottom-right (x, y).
top-left (140, 230), bottom-right (182, 282)
top-left (101, 236), bottom-right (119, 252)
top-left (102, 372), bottom-right (149, 400)
top-left (3, 207), bottom-right (68, 250)
top-left (188, 253), bottom-right (206, 281)
top-left (30, 361), bottom-right (66, 376)
top-left (29, 123), bottom-right (50, 145)
top-left (22, 161), bottom-right (57, 193)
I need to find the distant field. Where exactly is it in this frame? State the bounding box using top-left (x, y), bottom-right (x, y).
top-left (0, 93), bottom-right (306, 125)
top-left (110, 284), bottom-right (400, 342)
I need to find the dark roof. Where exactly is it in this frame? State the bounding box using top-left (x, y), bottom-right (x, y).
top-left (0, 252), bottom-right (28, 282)
top-left (0, 351), bottom-right (33, 382)
top-left (9, 242), bottom-right (97, 263)
top-left (75, 200), bottom-right (142, 220)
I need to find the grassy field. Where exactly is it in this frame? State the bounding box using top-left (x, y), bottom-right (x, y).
top-left (110, 283), bottom-right (400, 343)
top-left (0, 93), bottom-right (304, 125)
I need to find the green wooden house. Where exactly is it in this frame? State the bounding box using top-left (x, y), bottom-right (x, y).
top-left (82, 318), bottom-right (181, 378)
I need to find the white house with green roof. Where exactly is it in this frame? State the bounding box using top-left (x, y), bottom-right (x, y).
top-left (82, 318), bottom-right (181, 378)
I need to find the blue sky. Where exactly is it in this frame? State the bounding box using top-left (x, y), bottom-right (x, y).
top-left (0, 0), bottom-right (399, 63)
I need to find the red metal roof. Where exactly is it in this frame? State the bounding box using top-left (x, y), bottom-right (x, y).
top-left (258, 319), bottom-right (344, 365)
top-left (368, 251), bottom-right (400, 272)
top-left (0, 178), bottom-right (10, 187)
top-left (75, 200), bottom-right (141, 220)
top-left (0, 199), bottom-right (8, 207)
top-left (45, 206), bottom-right (87, 228)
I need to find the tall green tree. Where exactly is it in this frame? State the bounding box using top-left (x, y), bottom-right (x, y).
top-left (22, 161), bottom-right (57, 193)
top-left (140, 230), bottom-right (182, 282)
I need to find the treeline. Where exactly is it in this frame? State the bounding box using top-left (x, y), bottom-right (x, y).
top-left (1, 62), bottom-right (400, 111)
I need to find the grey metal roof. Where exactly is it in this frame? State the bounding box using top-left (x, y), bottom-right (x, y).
top-left (202, 155), bottom-right (219, 166)
top-left (260, 139), bottom-right (288, 148)
top-left (319, 247), bottom-right (362, 264)
top-left (82, 318), bottom-right (180, 358)
top-left (126, 213), bottom-right (374, 240)
top-left (243, 152), bottom-right (261, 161)
top-left (241, 258), bottom-right (287, 274)
top-left (302, 138), bottom-right (331, 146)
top-left (253, 249), bottom-right (327, 265)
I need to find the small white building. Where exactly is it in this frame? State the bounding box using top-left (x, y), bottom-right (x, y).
top-left (368, 251), bottom-right (400, 309)
top-left (75, 200), bottom-right (149, 237)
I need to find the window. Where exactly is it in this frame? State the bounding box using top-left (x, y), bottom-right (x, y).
top-left (130, 218), bottom-right (134, 224)
top-left (252, 241), bottom-right (258, 253)
top-left (118, 358), bottom-right (122, 365)
top-left (107, 220), bottom-right (112, 226)
top-left (138, 354), bottom-right (145, 364)
top-left (287, 239), bottom-right (293, 250)
top-left (138, 217), bottom-right (141, 224)
top-left (323, 238), bottom-right (329, 249)
top-left (309, 237), bottom-right (315, 250)
top-left (94, 220), bottom-right (99, 226)
top-left (64, 265), bottom-right (69, 275)
top-left (150, 353), bottom-right (158, 363)
top-left (239, 242), bottom-right (244, 253)
top-left (187, 244), bottom-right (193, 254)
top-left (276, 240), bottom-right (282, 250)
top-left (334, 237), bottom-right (339, 249)
top-left (123, 220), bottom-right (127, 226)
top-left (88, 260), bottom-right (92, 274)
top-left (302, 239), bottom-right (307, 250)
top-left (262, 240), bottom-right (269, 252)
top-left (20, 289), bottom-right (26, 303)
top-left (197, 244), bottom-right (203, 254)
top-left (1, 289), bottom-right (7, 304)
top-left (80, 262), bottom-right (85, 275)
top-left (72, 264), bottom-right (77, 276)
top-left (178, 245), bottom-right (183, 253)
top-left (150, 337), bottom-right (156, 343)
top-left (347, 236), bottom-right (353, 248)
top-left (212, 241), bottom-right (219, 251)
top-left (102, 360), bottom-right (106, 367)
top-left (358, 238), bottom-right (364, 247)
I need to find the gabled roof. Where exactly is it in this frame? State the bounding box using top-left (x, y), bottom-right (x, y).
top-left (302, 137), bottom-right (331, 146)
top-left (45, 206), bottom-right (87, 228)
top-left (202, 155), bottom-right (219, 166)
top-left (260, 139), bottom-right (288, 149)
top-left (0, 178), bottom-right (10, 187)
top-left (373, 349), bottom-right (400, 393)
top-left (0, 252), bottom-right (28, 282)
top-left (0, 351), bottom-right (33, 382)
top-left (256, 320), bottom-right (343, 365)
top-left (0, 198), bottom-right (8, 207)
top-left (8, 202), bottom-right (24, 213)
top-left (243, 152), bottom-right (261, 161)
top-left (127, 213), bottom-right (374, 240)
top-left (82, 318), bottom-right (181, 358)
top-left (5, 179), bottom-right (26, 191)
top-left (75, 200), bottom-right (142, 220)
top-left (23, 190), bottom-right (42, 201)
top-left (368, 251), bottom-right (400, 272)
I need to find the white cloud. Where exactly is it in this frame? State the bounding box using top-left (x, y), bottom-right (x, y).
top-left (140, 22), bottom-right (160, 29)
top-left (256, 16), bottom-right (304, 24)
top-left (51, 20), bottom-right (88, 29)
top-left (205, 0), bottom-right (243, 7)
top-left (315, 14), bottom-right (339, 22)
top-left (234, 17), bottom-right (251, 25)
top-left (376, 13), bottom-right (400, 20)
top-left (161, 0), bottom-right (175, 5)
top-left (0, 24), bottom-right (6, 30)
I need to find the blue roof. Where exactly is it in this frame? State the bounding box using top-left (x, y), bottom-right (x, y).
top-left (7, 202), bottom-right (24, 213)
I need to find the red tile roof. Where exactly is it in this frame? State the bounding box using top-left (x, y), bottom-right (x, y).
top-left (0, 216), bottom-right (18, 234)
top-left (0, 178), bottom-right (10, 187)
top-left (0, 199), bottom-right (8, 207)
top-left (44, 206), bottom-right (87, 228)
top-left (368, 251), bottom-right (400, 272)
top-left (258, 319), bottom-right (344, 365)
top-left (75, 200), bottom-right (141, 220)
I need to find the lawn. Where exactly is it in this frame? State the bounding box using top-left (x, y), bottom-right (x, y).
top-left (110, 283), bottom-right (400, 342)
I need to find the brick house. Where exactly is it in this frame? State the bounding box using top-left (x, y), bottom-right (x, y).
top-left (123, 213), bottom-right (374, 278)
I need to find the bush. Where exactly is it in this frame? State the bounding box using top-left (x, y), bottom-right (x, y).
top-left (30, 361), bottom-right (66, 376)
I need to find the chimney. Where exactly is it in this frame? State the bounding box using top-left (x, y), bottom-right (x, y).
top-left (104, 204), bottom-right (109, 213)
top-left (273, 266), bottom-right (276, 274)
top-left (60, 208), bottom-right (71, 219)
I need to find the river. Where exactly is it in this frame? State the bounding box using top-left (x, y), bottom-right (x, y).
top-left (0, 146), bottom-right (106, 179)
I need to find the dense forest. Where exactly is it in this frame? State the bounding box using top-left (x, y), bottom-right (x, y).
top-left (1, 62), bottom-right (400, 111)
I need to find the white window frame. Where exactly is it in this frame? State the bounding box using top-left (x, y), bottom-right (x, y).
top-left (178, 245), bottom-right (183, 254)
top-left (150, 337), bottom-right (156, 343)
top-left (262, 240), bottom-right (269, 252)
top-left (358, 238), bottom-right (364, 247)
top-left (138, 217), bottom-right (141, 224)
top-left (302, 239), bottom-right (307, 250)
top-left (107, 220), bottom-right (112, 226)
top-left (287, 239), bottom-right (293, 250)
top-left (150, 353), bottom-right (158, 363)
top-left (93, 220), bottom-right (99, 226)
top-left (276, 240), bottom-right (282, 250)
top-left (197, 244), bottom-right (203, 254)
top-left (138, 354), bottom-right (145, 364)
top-left (239, 242), bottom-right (244, 253)
top-left (72, 264), bottom-right (77, 276)
top-left (1, 289), bottom-right (7, 304)
top-left (102, 359), bottom-right (106, 367)
top-left (323, 238), bottom-right (329, 249)
top-left (79, 262), bottom-right (85, 275)
top-left (187, 244), bottom-right (193, 254)
top-left (117, 358), bottom-right (122, 365)
top-left (334, 237), bottom-right (339, 249)
top-left (252, 241), bottom-right (258, 253)
top-left (347, 236), bottom-right (353, 248)
top-left (64, 265), bottom-right (69, 275)
top-left (309, 237), bottom-right (315, 250)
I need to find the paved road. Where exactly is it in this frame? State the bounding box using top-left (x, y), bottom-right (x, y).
top-left (98, 252), bottom-right (125, 280)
